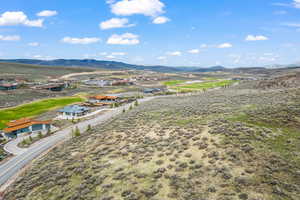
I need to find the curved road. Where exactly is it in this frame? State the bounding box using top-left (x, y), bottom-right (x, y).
top-left (0, 96), bottom-right (158, 187)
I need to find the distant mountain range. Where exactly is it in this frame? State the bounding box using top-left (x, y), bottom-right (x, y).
top-left (0, 59), bottom-right (226, 73)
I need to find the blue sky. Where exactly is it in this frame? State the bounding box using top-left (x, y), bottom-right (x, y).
top-left (0, 0), bottom-right (300, 67)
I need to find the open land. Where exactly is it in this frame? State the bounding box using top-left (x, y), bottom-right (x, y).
top-left (3, 78), bottom-right (300, 200)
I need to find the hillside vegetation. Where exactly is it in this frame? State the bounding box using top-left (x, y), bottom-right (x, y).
top-left (0, 62), bottom-right (96, 80)
top-left (4, 81), bottom-right (300, 200)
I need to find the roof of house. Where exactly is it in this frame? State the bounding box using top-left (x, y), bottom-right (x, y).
top-left (58, 105), bottom-right (89, 113)
top-left (39, 84), bottom-right (64, 89)
top-left (90, 95), bottom-right (118, 100)
top-left (0, 83), bottom-right (18, 87)
top-left (4, 118), bottom-right (51, 133)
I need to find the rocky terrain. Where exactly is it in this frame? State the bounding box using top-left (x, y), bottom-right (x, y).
top-left (3, 80), bottom-right (300, 200)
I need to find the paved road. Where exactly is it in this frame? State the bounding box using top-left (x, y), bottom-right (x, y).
top-left (0, 96), bottom-right (157, 187)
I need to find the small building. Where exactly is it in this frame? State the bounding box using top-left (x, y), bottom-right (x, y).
top-left (3, 118), bottom-right (51, 138)
top-left (143, 88), bottom-right (162, 94)
top-left (112, 80), bottom-right (134, 86)
top-left (58, 105), bottom-right (89, 119)
top-left (35, 83), bottom-right (67, 92)
top-left (0, 83), bottom-right (18, 91)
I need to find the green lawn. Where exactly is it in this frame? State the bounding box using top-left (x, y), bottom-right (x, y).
top-left (163, 80), bottom-right (186, 86)
top-left (0, 96), bottom-right (85, 129)
top-left (172, 80), bottom-right (237, 92)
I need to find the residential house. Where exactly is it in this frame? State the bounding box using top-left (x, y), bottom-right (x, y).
top-left (89, 95), bottom-right (118, 104)
top-left (0, 83), bottom-right (18, 91)
top-left (143, 88), bottom-right (162, 94)
top-left (35, 83), bottom-right (67, 92)
top-left (3, 118), bottom-right (51, 138)
top-left (58, 105), bottom-right (89, 119)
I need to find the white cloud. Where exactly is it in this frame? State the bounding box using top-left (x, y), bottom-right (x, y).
top-left (282, 22), bottom-right (300, 27)
top-left (0, 35), bottom-right (20, 41)
top-left (200, 44), bottom-right (208, 48)
top-left (107, 33), bottom-right (139, 45)
top-left (217, 43), bottom-right (233, 48)
top-left (100, 18), bottom-right (134, 30)
top-left (111, 52), bottom-right (127, 56)
top-left (28, 42), bottom-right (39, 46)
top-left (167, 51), bottom-right (182, 56)
top-left (111, 0), bottom-right (165, 17)
top-left (245, 35), bottom-right (269, 41)
top-left (32, 55), bottom-right (55, 60)
top-left (188, 49), bottom-right (200, 54)
top-left (157, 56), bottom-right (167, 60)
top-left (0, 11), bottom-right (43, 27)
top-left (152, 16), bottom-right (170, 24)
top-left (106, 55), bottom-right (116, 59)
top-left (106, 0), bottom-right (116, 4)
top-left (61, 37), bottom-right (101, 44)
top-left (37, 10), bottom-right (58, 17)
top-left (293, 0), bottom-right (300, 8)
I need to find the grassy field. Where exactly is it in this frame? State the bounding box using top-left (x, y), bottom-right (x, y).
top-left (163, 80), bottom-right (186, 86)
top-left (170, 80), bottom-right (237, 92)
top-left (0, 96), bottom-right (85, 129)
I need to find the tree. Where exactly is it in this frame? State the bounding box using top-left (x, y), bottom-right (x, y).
top-left (134, 100), bottom-right (139, 106)
top-left (46, 128), bottom-right (52, 136)
top-left (38, 131), bottom-right (43, 139)
top-left (87, 124), bottom-right (92, 131)
top-left (74, 127), bottom-right (81, 137)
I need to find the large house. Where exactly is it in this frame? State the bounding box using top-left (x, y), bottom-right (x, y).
top-left (89, 95), bottom-right (119, 104)
top-left (3, 118), bottom-right (51, 138)
top-left (0, 83), bottom-right (18, 91)
top-left (58, 105), bottom-right (89, 119)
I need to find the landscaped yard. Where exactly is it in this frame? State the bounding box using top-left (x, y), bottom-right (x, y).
top-left (0, 96), bottom-right (85, 129)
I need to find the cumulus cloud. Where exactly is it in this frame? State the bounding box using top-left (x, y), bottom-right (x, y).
top-left (152, 16), bottom-right (170, 24)
top-left (0, 35), bottom-right (21, 41)
top-left (200, 44), bottom-right (208, 48)
top-left (107, 33), bottom-right (139, 45)
top-left (0, 11), bottom-right (43, 27)
top-left (167, 51), bottom-right (182, 56)
top-left (28, 42), bottom-right (39, 46)
top-left (157, 56), bottom-right (167, 60)
top-left (37, 10), bottom-right (58, 17)
top-left (282, 22), bottom-right (300, 27)
top-left (188, 49), bottom-right (200, 54)
top-left (111, 0), bottom-right (165, 17)
top-left (111, 52), bottom-right (127, 56)
top-left (245, 35), bottom-right (269, 41)
top-left (61, 37), bottom-right (101, 44)
top-left (100, 18), bottom-right (134, 30)
top-left (294, 0), bottom-right (300, 8)
top-left (217, 43), bottom-right (233, 48)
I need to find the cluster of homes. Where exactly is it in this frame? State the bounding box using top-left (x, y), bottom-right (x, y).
top-left (1, 95), bottom-right (120, 139)
top-left (0, 79), bottom-right (71, 92)
top-left (83, 78), bottom-right (134, 87)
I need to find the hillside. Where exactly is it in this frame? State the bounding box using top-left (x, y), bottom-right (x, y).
top-left (4, 81), bottom-right (300, 200)
top-left (0, 59), bottom-right (226, 73)
top-left (0, 62), bottom-right (97, 80)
